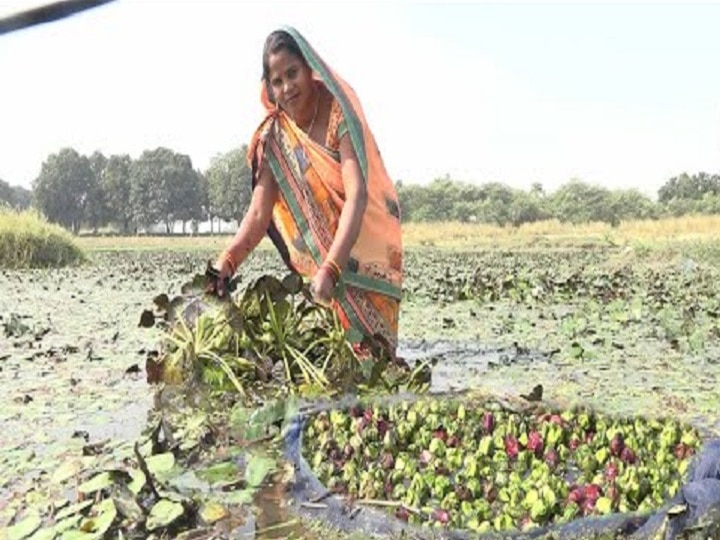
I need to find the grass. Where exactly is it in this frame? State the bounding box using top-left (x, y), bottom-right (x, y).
top-left (74, 214), bottom-right (720, 253)
top-left (0, 208), bottom-right (85, 269)
top-left (401, 214), bottom-right (720, 249)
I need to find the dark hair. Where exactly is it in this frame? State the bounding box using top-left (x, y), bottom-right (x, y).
top-left (262, 30), bottom-right (306, 84)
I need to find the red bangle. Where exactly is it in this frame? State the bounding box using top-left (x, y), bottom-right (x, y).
top-left (321, 261), bottom-right (340, 284)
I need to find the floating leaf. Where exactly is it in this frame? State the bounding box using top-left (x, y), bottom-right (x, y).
top-left (78, 499), bottom-right (116, 537)
top-left (218, 489), bottom-right (254, 506)
top-left (145, 453), bottom-right (175, 475)
top-left (281, 273), bottom-right (303, 295)
top-left (196, 461), bottom-right (240, 485)
top-left (146, 499), bottom-right (185, 531)
top-left (77, 472), bottom-right (113, 495)
top-left (245, 454), bottom-right (276, 489)
top-left (58, 530), bottom-right (96, 539)
top-left (138, 310), bottom-right (155, 328)
top-left (54, 500), bottom-right (94, 521)
top-left (199, 502), bottom-right (228, 524)
top-left (112, 491), bottom-right (144, 522)
top-left (127, 468), bottom-right (146, 495)
top-left (51, 459), bottom-right (83, 485)
top-left (47, 515), bottom-right (82, 536)
top-left (153, 294), bottom-right (170, 311)
top-left (7, 513), bottom-right (41, 540)
top-left (26, 527), bottom-right (57, 540)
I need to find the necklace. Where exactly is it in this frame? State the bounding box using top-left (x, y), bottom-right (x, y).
top-left (302, 88), bottom-right (320, 134)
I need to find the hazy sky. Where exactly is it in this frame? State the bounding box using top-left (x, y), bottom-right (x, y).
top-left (1, 1), bottom-right (719, 198)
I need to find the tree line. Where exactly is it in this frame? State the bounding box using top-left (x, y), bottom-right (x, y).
top-left (396, 172), bottom-right (720, 226)
top-left (1, 146), bottom-right (252, 234)
top-left (1, 146), bottom-right (720, 232)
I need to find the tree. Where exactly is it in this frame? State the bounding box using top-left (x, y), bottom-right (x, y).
top-left (508, 190), bottom-right (551, 226)
top-left (658, 172), bottom-right (720, 203)
top-left (86, 151), bottom-right (108, 233)
top-left (206, 145), bottom-right (252, 224)
top-left (530, 182), bottom-right (545, 198)
top-left (32, 148), bottom-right (94, 233)
top-left (102, 154), bottom-right (133, 233)
top-left (549, 178), bottom-right (616, 225)
top-left (0, 179), bottom-right (14, 207)
top-left (130, 147), bottom-right (202, 233)
top-left (395, 182), bottom-right (429, 222)
top-left (610, 189), bottom-right (658, 222)
top-left (171, 164), bottom-right (204, 234)
top-left (197, 171), bottom-right (212, 233)
top-left (12, 185), bottom-right (32, 209)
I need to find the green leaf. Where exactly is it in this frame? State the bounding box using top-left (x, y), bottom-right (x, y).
top-left (127, 469), bottom-right (146, 495)
top-left (146, 500), bottom-right (185, 531)
top-left (27, 527), bottom-right (56, 540)
top-left (145, 453), bottom-right (175, 475)
top-left (48, 515), bottom-right (82, 536)
top-left (199, 502), bottom-right (228, 524)
top-left (54, 500), bottom-right (93, 521)
top-left (8, 513), bottom-right (42, 540)
top-left (218, 489), bottom-right (254, 506)
top-left (113, 492), bottom-right (145, 522)
top-left (77, 472), bottom-right (112, 495)
top-left (51, 459), bottom-right (83, 485)
top-left (569, 341), bottom-right (584, 358)
top-left (78, 499), bottom-right (116, 537)
top-left (58, 531), bottom-right (95, 540)
top-left (245, 454), bottom-right (276, 488)
top-left (196, 461), bottom-right (240, 485)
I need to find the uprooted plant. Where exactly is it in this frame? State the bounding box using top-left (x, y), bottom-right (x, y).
top-left (140, 266), bottom-right (432, 402)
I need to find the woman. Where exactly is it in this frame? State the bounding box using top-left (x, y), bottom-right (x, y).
top-left (213, 26), bottom-right (403, 359)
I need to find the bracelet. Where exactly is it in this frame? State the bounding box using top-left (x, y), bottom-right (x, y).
top-left (321, 260), bottom-right (341, 284)
top-left (324, 260), bottom-right (342, 280)
top-left (318, 265), bottom-right (338, 287)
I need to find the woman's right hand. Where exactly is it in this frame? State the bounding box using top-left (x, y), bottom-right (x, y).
top-left (209, 252), bottom-right (236, 298)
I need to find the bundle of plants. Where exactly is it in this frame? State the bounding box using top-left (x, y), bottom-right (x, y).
top-left (300, 395), bottom-right (701, 535)
top-left (141, 267), bottom-right (430, 403)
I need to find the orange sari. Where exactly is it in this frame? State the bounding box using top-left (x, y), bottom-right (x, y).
top-left (247, 26), bottom-right (403, 355)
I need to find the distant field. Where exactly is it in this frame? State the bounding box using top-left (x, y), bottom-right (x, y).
top-left (75, 215), bottom-right (720, 252)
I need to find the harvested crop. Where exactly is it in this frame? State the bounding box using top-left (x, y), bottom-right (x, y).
top-left (301, 397), bottom-right (701, 533)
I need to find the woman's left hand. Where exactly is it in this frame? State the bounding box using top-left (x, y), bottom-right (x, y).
top-left (311, 267), bottom-right (335, 306)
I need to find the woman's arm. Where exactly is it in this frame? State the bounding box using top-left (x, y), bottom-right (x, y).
top-left (218, 163), bottom-right (278, 272)
top-left (324, 133), bottom-right (368, 270)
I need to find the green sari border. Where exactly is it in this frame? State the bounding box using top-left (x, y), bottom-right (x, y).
top-left (281, 25), bottom-right (369, 186)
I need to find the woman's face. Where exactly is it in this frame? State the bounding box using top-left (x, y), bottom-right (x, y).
top-left (267, 49), bottom-right (315, 119)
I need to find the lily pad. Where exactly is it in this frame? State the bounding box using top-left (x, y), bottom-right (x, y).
top-left (77, 472), bottom-right (113, 495)
top-left (146, 499), bottom-right (185, 531)
top-left (112, 491), bottom-right (144, 522)
top-left (244, 454), bottom-right (276, 489)
top-left (196, 461), bottom-right (240, 485)
top-left (145, 452), bottom-right (175, 475)
top-left (51, 459), bottom-right (84, 485)
top-left (7, 512), bottom-right (42, 540)
top-left (127, 468), bottom-right (146, 495)
top-left (78, 498), bottom-right (117, 537)
top-left (54, 500), bottom-right (93, 521)
top-left (199, 502), bottom-right (228, 524)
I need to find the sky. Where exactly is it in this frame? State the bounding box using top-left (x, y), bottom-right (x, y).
top-left (1, 1), bottom-right (719, 199)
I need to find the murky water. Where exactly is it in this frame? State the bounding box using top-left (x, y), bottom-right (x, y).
top-left (3, 249), bottom-right (720, 538)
